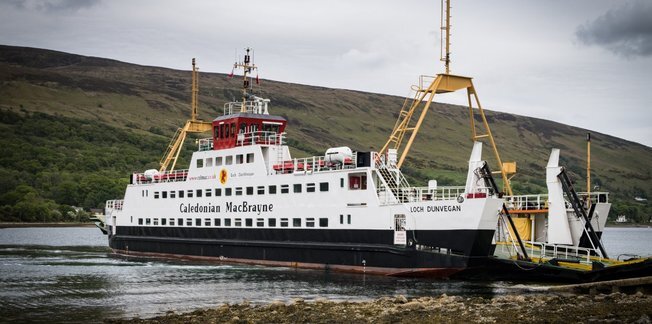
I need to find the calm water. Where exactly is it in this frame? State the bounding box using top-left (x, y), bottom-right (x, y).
top-left (0, 227), bottom-right (650, 322)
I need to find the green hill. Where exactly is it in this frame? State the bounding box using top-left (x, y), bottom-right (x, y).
top-left (0, 45), bottom-right (649, 223)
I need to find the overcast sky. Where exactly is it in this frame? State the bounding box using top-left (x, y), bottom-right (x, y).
top-left (1, 0), bottom-right (651, 147)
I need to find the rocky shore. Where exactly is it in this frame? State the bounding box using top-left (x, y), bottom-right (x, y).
top-left (109, 291), bottom-right (651, 323)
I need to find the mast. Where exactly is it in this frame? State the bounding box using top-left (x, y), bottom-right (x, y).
top-left (232, 47), bottom-right (258, 112)
top-left (587, 132), bottom-right (591, 207)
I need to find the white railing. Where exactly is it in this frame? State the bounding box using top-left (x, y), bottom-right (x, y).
top-left (505, 191), bottom-right (610, 211)
top-left (237, 131), bottom-right (285, 147)
top-left (272, 152), bottom-right (357, 174)
top-left (133, 169), bottom-right (189, 184)
top-left (505, 194), bottom-right (548, 211)
top-left (223, 97), bottom-right (270, 115)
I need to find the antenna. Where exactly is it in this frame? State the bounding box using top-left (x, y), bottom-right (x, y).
top-left (232, 47), bottom-right (258, 112)
top-left (440, 0), bottom-right (451, 74)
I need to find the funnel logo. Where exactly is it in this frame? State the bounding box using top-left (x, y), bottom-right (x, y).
top-left (219, 168), bottom-right (228, 185)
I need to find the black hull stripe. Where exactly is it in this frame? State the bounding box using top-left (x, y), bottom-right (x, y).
top-left (113, 226), bottom-right (496, 256)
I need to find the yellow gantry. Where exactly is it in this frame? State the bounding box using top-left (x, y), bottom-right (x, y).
top-left (159, 58), bottom-right (212, 172)
top-left (379, 0), bottom-right (515, 195)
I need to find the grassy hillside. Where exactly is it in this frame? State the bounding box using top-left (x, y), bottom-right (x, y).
top-left (0, 45), bottom-right (650, 222)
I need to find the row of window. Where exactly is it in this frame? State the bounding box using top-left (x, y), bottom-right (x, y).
top-left (137, 217), bottom-right (329, 228)
top-left (153, 182), bottom-right (329, 199)
top-left (197, 153), bottom-right (255, 168)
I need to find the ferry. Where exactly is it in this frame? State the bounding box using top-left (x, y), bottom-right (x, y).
top-left (101, 50), bottom-right (505, 277)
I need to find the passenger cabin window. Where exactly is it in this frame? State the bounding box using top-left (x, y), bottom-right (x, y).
top-left (306, 183), bottom-right (315, 193)
top-left (306, 218), bottom-right (315, 227)
top-left (161, 218), bottom-right (167, 226)
top-left (236, 154), bottom-right (244, 164)
top-left (178, 190), bottom-right (184, 198)
top-left (257, 186), bottom-right (265, 195)
top-left (216, 156), bottom-right (223, 166)
top-left (245, 218), bottom-right (253, 227)
top-left (138, 218), bottom-right (143, 225)
top-left (348, 173), bottom-right (367, 190)
top-left (268, 185), bottom-right (277, 194)
top-left (162, 191), bottom-right (167, 199)
top-left (320, 182), bottom-right (329, 192)
top-left (196, 159), bottom-right (204, 168)
top-left (246, 153), bottom-right (254, 163)
top-left (206, 158), bottom-right (213, 167)
top-left (214, 218), bottom-right (221, 226)
top-left (178, 218), bottom-right (183, 225)
top-left (195, 219), bottom-right (201, 226)
top-left (246, 187), bottom-right (254, 195)
top-left (196, 189), bottom-right (202, 198)
top-left (293, 184), bottom-right (302, 193)
top-left (225, 156), bottom-right (233, 165)
top-left (235, 187), bottom-right (243, 196)
top-left (268, 218), bottom-right (276, 227)
top-left (204, 218), bottom-right (211, 226)
top-left (225, 188), bottom-right (232, 196)
top-left (281, 185), bottom-right (289, 194)
top-left (187, 190), bottom-right (194, 198)
top-left (280, 218), bottom-right (289, 227)
top-left (205, 189), bottom-right (212, 197)
top-left (235, 218), bottom-right (242, 227)
top-left (170, 191), bottom-right (176, 198)
top-left (225, 219), bottom-right (232, 227)
top-left (215, 188), bottom-right (222, 196)
top-left (154, 192), bottom-right (159, 199)
top-left (257, 218), bottom-right (264, 227)
top-left (169, 218), bottom-right (175, 226)
top-left (319, 218), bottom-right (329, 227)
top-left (293, 218), bottom-right (301, 227)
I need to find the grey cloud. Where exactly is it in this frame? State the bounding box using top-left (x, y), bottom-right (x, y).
top-left (4, 0), bottom-right (100, 12)
top-left (576, 0), bottom-right (652, 58)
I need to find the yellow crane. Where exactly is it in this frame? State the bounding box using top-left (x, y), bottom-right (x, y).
top-left (379, 0), bottom-right (515, 195)
top-left (159, 58), bottom-right (212, 172)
